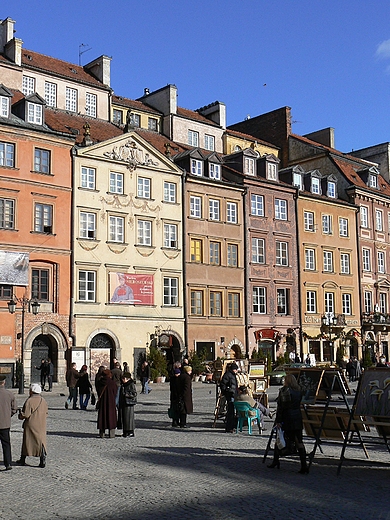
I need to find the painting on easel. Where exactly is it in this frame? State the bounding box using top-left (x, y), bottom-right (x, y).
top-left (355, 368), bottom-right (390, 417)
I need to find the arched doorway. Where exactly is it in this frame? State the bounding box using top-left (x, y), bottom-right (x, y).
top-left (30, 334), bottom-right (58, 384)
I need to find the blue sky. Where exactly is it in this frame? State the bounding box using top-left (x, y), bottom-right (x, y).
top-left (5, 1), bottom-right (390, 152)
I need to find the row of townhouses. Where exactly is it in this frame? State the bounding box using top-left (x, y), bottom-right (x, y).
top-left (1, 17), bottom-right (390, 386)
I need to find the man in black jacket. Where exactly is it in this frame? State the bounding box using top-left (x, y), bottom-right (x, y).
top-left (220, 362), bottom-right (238, 433)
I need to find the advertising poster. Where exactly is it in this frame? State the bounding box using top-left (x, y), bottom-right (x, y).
top-left (0, 250), bottom-right (29, 286)
top-left (109, 272), bottom-right (154, 305)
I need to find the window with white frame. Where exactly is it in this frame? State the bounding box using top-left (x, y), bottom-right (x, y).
top-left (137, 177), bottom-right (151, 199)
top-left (293, 172), bottom-right (303, 190)
top-left (0, 96), bottom-right (9, 117)
top-left (253, 287), bottom-right (266, 314)
top-left (369, 174), bottom-right (378, 188)
top-left (324, 292), bottom-right (334, 313)
top-left (306, 291), bottom-right (317, 313)
top-left (27, 103), bottom-right (42, 124)
top-left (252, 238), bottom-right (265, 264)
top-left (0, 198), bottom-right (14, 229)
top-left (164, 277), bottom-right (178, 306)
top-left (0, 142), bottom-right (15, 167)
top-left (323, 250), bottom-right (333, 272)
top-left (339, 217), bottom-right (348, 237)
top-left (44, 81), bottom-right (57, 107)
top-left (34, 203), bottom-right (53, 233)
top-left (322, 214), bottom-right (332, 234)
top-left (80, 211), bottom-right (96, 239)
top-left (277, 288), bottom-right (289, 314)
top-left (209, 199), bottom-right (220, 221)
top-left (191, 159), bottom-right (202, 176)
top-left (164, 223), bottom-right (177, 248)
top-left (364, 291), bottom-right (372, 313)
top-left (311, 177), bottom-right (320, 194)
top-left (227, 202), bottom-right (237, 223)
top-left (85, 92), bottom-right (97, 117)
top-left (109, 215), bottom-right (124, 243)
top-left (81, 167), bottom-right (96, 189)
top-left (137, 220), bottom-right (152, 246)
top-left (34, 148), bottom-right (50, 174)
top-left (275, 199), bottom-right (287, 220)
top-left (340, 253), bottom-right (350, 274)
top-left (362, 248), bottom-right (371, 271)
top-left (209, 241), bottom-right (221, 265)
top-left (342, 293), bottom-right (352, 315)
top-left (244, 157), bottom-right (255, 176)
top-left (188, 130), bottom-right (199, 147)
top-left (22, 76), bottom-right (35, 96)
top-left (109, 172), bottom-right (124, 194)
top-left (376, 209), bottom-right (383, 231)
top-left (378, 251), bottom-right (386, 274)
top-left (228, 292), bottom-right (240, 317)
top-left (276, 241), bottom-right (288, 266)
top-left (227, 243), bottom-right (238, 267)
top-left (129, 113), bottom-right (140, 127)
top-left (190, 290), bottom-right (203, 315)
top-left (65, 87), bottom-right (77, 112)
top-left (360, 206), bottom-right (368, 228)
top-left (164, 182), bottom-right (176, 203)
top-left (148, 117), bottom-right (158, 131)
top-left (304, 211), bottom-right (315, 231)
top-left (305, 249), bottom-right (315, 270)
top-left (209, 163), bottom-right (220, 179)
top-left (267, 162), bottom-right (277, 180)
top-left (327, 180), bottom-right (336, 198)
top-left (251, 194), bottom-right (264, 216)
top-left (113, 109), bottom-right (122, 125)
top-left (204, 134), bottom-right (215, 151)
top-left (78, 270), bottom-right (96, 302)
top-left (380, 292), bottom-right (387, 314)
top-left (190, 196), bottom-right (202, 218)
top-left (210, 291), bottom-right (222, 316)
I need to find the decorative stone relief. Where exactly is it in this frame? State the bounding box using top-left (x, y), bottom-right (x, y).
top-left (103, 139), bottom-right (159, 171)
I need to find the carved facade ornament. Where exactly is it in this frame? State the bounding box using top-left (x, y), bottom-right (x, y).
top-left (135, 246), bottom-right (155, 257)
top-left (103, 139), bottom-right (159, 171)
top-left (99, 194), bottom-right (161, 227)
top-left (162, 249), bottom-right (180, 260)
top-left (78, 240), bottom-right (99, 251)
top-left (107, 244), bottom-right (126, 254)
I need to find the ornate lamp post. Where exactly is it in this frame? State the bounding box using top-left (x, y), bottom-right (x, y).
top-left (8, 296), bottom-right (40, 394)
top-left (322, 312), bottom-right (338, 365)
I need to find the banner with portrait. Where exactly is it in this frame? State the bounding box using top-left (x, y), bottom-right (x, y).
top-left (109, 272), bottom-right (154, 305)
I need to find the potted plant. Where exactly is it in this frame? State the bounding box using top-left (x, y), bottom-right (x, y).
top-left (147, 346), bottom-right (168, 383)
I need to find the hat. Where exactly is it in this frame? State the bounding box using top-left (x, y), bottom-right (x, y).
top-left (183, 366), bottom-right (192, 373)
top-left (230, 363), bottom-right (239, 371)
top-left (0, 375), bottom-right (6, 382)
top-left (30, 383), bottom-right (42, 394)
top-left (174, 368), bottom-right (181, 375)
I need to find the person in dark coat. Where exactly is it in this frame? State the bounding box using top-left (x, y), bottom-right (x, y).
top-left (169, 368), bottom-right (182, 427)
top-left (77, 365), bottom-right (93, 410)
top-left (140, 361), bottom-right (151, 394)
top-left (65, 362), bottom-right (81, 409)
top-left (46, 358), bottom-right (54, 392)
top-left (268, 374), bottom-right (308, 474)
top-left (35, 359), bottom-right (48, 390)
top-left (179, 366), bottom-right (193, 428)
top-left (96, 369), bottom-right (118, 438)
top-left (118, 372), bottom-right (137, 437)
top-left (95, 366), bottom-right (106, 396)
top-left (219, 362), bottom-right (238, 433)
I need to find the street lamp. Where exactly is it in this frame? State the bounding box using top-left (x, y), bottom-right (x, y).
top-left (322, 312), bottom-right (338, 365)
top-left (8, 296), bottom-right (40, 394)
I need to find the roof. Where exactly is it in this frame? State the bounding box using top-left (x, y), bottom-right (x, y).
top-left (112, 95), bottom-right (162, 116)
top-left (331, 156), bottom-right (390, 197)
top-left (225, 128), bottom-right (279, 149)
top-left (176, 106), bottom-right (220, 127)
top-left (134, 127), bottom-right (186, 157)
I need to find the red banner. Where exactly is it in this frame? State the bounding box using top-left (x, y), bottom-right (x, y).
top-left (254, 329), bottom-right (279, 341)
top-left (109, 272), bottom-right (154, 305)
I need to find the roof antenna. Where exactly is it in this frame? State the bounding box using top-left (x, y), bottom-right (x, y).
top-left (79, 43), bottom-right (92, 66)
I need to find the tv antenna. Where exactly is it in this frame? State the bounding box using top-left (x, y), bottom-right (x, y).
top-left (79, 43), bottom-right (92, 66)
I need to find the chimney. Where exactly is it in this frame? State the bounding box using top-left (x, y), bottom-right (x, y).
top-left (197, 101), bottom-right (226, 129)
top-left (303, 128), bottom-right (335, 149)
top-left (84, 55), bottom-right (111, 87)
top-left (0, 17), bottom-right (15, 53)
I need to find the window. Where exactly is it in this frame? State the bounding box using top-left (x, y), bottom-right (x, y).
top-left (304, 211), bottom-right (315, 231)
top-left (251, 194), bottom-right (264, 216)
top-left (34, 203), bottom-right (53, 233)
top-left (276, 241), bottom-right (288, 266)
top-left (0, 198), bottom-right (14, 229)
top-left (325, 292), bottom-right (335, 313)
top-left (31, 269), bottom-right (49, 301)
top-left (113, 109), bottom-right (122, 125)
top-left (80, 212), bottom-right (96, 239)
top-left (227, 202), bottom-right (237, 223)
top-left (190, 196), bottom-right (202, 218)
top-left (44, 81), bottom-right (56, 107)
top-left (364, 291), bottom-right (372, 313)
top-left (228, 292), bottom-right (240, 317)
top-left (27, 102), bottom-right (42, 124)
top-left (109, 172), bottom-right (124, 194)
top-left (164, 277), bottom-right (178, 306)
top-left (267, 163), bottom-right (277, 180)
top-left (148, 117), bottom-right (158, 131)
top-left (369, 174), bottom-right (378, 188)
top-left (340, 253), bottom-right (350, 274)
top-left (323, 251), bottom-right (333, 272)
top-left (0, 96), bottom-right (9, 117)
top-left (275, 199), bottom-right (287, 220)
top-left (78, 270), bottom-right (96, 302)
top-left (34, 149), bottom-right (50, 174)
top-left (311, 177), bottom-right (320, 194)
top-left (0, 142), bottom-right (15, 167)
top-left (293, 172), bottom-right (303, 190)
top-left (209, 241), bottom-right (220, 265)
top-left (109, 216), bottom-right (124, 243)
top-left (227, 244), bottom-right (238, 267)
top-left (342, 294), bottom-right (352, 315)
top-left (0, 284), bottom-right (12, 299)
top-left (305, 249), bottom-right (315, 270)
top-left (253, 287), bottom-right (266, 314)
top-left (252, 238), bottom-right (265, 264)
top-left (376, 209), bottom-right (383, 231)
top-left (164, 223), bottom-right (177, 248)
top-left (188, 130), bottom-right (199, 147)
top-left (378, 251), bottom-right (386, 274)
top-left (22, 76), bottom-right (35, 96)
top-left (209, 199), bottom-right (220, 221)
top-left (191, 159), bottom-right (202, 176)
top-left (210, 292), bottom-right (222, 316)
top-left (380, 292), bottom-right (387, 314)
top-left (190, 290), bottom-right (203, 315)
top-left (190, 238), bottom-right (202, 262)
top-left (65, 87), bottom-right (77, 112)
top-left (339, 218), bottom-right (348, 237)
top-left (277, 288), bottom-right (289, 314)
top-left (209, 163), bottom-right (220, 180)
top-left (244, 157), bottom-right (255, 176)
top-left (362, 248), bottom-right (371, 271)
top-left (85, 93), bottom-right (97, 117)
top-left (137, 177), bottom-right (151, 199)
top-left (137, 220), bottom-right (151, 246)
top-left (204, 135), bottom-right (215, 151)
top-left (327, 181), bottom-right (336, 198)
top-left (306, 291), bottom-right (317, 313)
top-left (360, 206), bottom-right (368, 228)
top-left (81, 167), bottom-right (96, 189)
top-left (129, 113), bottom-right (140, 127)
top-left (322, 214), bottom-right (332, 234)
top-left (164, 182), bottom-right (176, 203)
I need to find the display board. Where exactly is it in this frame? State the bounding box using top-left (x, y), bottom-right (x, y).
top-left (297, 368), bottom-right (324, 404)
top-left (354, 367), bottom-right (390, 417)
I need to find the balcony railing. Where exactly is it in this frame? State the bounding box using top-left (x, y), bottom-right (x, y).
top-left (362, 312), bottom-right (390, 327)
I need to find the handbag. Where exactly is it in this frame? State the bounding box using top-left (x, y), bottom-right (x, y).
top-left (276, 426), bottom-right (286, 450)
top-left (91, 392), bottom-right (96, 406)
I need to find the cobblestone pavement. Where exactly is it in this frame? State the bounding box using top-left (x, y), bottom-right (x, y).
top-left (0, 381), bottom-right (389, 520)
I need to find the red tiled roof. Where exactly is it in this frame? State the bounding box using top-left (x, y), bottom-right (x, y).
top-left (176, 106), bottom-right (219, 126)
top-left (134, 128), bottom-right (185, 156)
top-left (226, 128), bottom-right (279, 149)
top-left (331, 156), bottom-right (390, 196)
top-left (112, 95), bottom-right (162, 115)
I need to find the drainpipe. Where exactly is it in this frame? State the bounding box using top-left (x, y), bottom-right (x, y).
top-left (243, 186), bottom-right (250, 358)
top-left (294, 188), bottom-right (303, 359)
top-left (181, 167), bottom-right (188, 356)
top-left (68, 146), bottom-right (77, 365)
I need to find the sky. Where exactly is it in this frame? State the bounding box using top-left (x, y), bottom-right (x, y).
top-left (4, 1), bottom-right (390, 153)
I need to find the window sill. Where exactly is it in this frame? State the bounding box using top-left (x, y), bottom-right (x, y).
top-left (31, 170), bottom-right (54, 176)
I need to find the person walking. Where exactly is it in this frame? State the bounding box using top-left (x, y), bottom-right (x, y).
top-left (65, 362), bottom-right (81, 409)
top-left (46, 358), bottom-right (54, 392)
top-left (35, 359), bottom-right (48, 391)
top-left (17, 383), bottom-right (48, 468)
top-left (169, 368), bottom-right (182, 427)
top-left (0, 374), bottom-right (17, 470)
top-left (267, 373), bottom-right (308, 474)
top-left (96, 369), bottom-right (118, 438)
top-left (178, 365), bottom-right (193, 428)
top-left (220, 362), bottom-right (239, 433)
top-left (140, 361), bottom-right (151, 394)
top-left (78, 365), bottom-right (93, 410)
top-left (118, 372), bottom-right (137, 437)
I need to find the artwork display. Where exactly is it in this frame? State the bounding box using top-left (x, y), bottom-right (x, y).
top-left (90, 348), bottom-right (111, 379)
top-left (249, 363), bottom-right (265, 378)
top-left (355, 368), bottom-right (390, 418)
top-left (297, 369), bottom-right (324, 404)
top-left (109, 272), bottom-right (154, 305)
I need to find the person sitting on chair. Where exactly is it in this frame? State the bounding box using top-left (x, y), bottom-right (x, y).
top-left (235, 385), bottom-right (272, 430)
